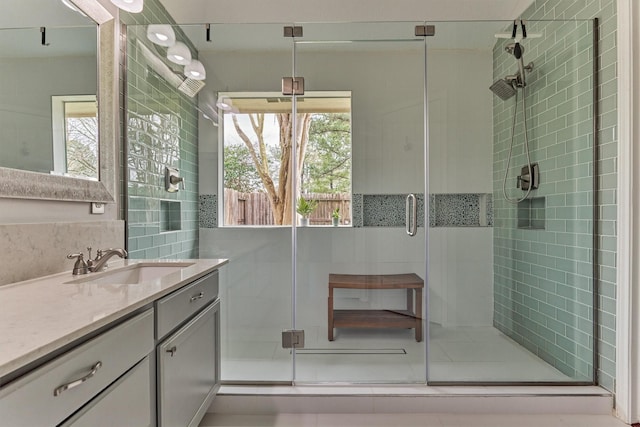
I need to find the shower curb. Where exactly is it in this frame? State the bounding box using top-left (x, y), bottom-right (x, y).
top-left (208, 385), bottom-right (612, 415)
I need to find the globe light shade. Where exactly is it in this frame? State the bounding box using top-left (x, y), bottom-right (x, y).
top-left (184, 60), bottom-right (206, 80)
top-left (147, 25), bottom-right (175, 47)
top-left (110, 0), bottom-right (143, 13)
top-left (167, 42), bottom-right (192, 65)
top-left (216, 96), bottom-right (233, 111)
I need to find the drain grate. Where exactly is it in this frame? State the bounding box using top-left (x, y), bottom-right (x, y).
top-left (295, 348), bottom-right (406, 355)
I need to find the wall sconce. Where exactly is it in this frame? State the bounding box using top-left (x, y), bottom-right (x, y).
top-left (147, 25), bottom-right (175, 47)
top-left (110, 0), bottom-right (144, 13)
top-left (167, 41), bottom-right (192, 65)
top-left (60, 0), bottom-right (87, 17)
top-left (184, 60), bottom-right (206, 80)
top-left (216, 96), bottom-right (233, 111)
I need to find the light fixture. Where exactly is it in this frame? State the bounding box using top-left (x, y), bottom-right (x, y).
top-left (60, 0), bottom-right (87, 17)
top-left (110, 0), bottom-right (144, 13)
top-left (167, 42), bottom-right (192, 65)
top-left (184, 60), bottom-right (206, 80)
top-left (147, 25), bottom-right (175, 47)
top-left (216, 96), bottom-right (233, 111)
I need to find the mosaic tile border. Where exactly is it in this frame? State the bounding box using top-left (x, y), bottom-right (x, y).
top-left (431, 193), bottom-right (493, 227)
top-left (351, 194), bottom-right (364, 227)
top-left (199, 194), bottom-right (217, 228)
top-left (200, 192), bottom-right (492, 228)
top-left (353, 193), bottom-right (492, 228)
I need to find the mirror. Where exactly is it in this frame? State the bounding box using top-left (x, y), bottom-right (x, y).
top-left (0, 0), bottom-right (117, 202)
top-left (0, 26), bottom-right (97, 179)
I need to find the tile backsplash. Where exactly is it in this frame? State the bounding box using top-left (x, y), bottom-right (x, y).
top-left (0, 220), bottom-right (124, 286)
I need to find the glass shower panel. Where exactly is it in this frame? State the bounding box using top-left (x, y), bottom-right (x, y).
top-left (191, 24), bottom-right (295, 382)
top-left (293, 22), bottom-right (428, 383)
top-left (427, 20), bottom-right (595, 383)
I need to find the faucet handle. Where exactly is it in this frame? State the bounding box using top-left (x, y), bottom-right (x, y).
top-left (67, 253), bottom-right (89, 275)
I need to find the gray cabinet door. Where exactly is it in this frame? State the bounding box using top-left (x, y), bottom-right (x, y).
top-left (158, 299), bottom-right (220, 427)
top-left (61, 356), bottom-right (154, 427)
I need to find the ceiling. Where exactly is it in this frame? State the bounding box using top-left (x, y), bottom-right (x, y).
top-left (157, 0), bottom-right (535, 52)
top-left (158, 0), bottom-right (535, 25)
top-left (1, 0), bottom-right (93, 27)
top-left (0, 0), bottom-right (96, 58)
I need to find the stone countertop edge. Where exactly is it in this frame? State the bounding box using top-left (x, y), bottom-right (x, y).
top-left (0, 258), bottom-right (228, 382)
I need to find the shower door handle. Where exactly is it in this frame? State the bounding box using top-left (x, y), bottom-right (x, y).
top-left (406, 194), bottom-right (417, 237)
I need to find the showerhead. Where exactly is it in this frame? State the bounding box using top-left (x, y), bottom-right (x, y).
top-left (490, 78), bottom-right (517, 100)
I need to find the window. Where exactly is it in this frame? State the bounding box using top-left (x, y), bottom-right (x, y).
top-left (220, 92), bottom-right (352, 226)
top-left (51, 95), bottom-right (98, 180)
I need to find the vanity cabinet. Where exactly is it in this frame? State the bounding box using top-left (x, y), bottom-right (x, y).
top-left (156, 271), bottom-right (221, 427)
top-left (0, 309), bottom-right (154, 427)
top-left (60, 356), bottom-right (154, 427)
top-left (0, 265), bottom-right (223, 427)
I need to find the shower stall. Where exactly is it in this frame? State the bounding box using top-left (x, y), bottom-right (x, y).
top-left (125, 18), bottom-right (598, 385)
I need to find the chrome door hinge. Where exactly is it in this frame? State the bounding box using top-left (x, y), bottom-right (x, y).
top-left (415, 25), bottom-right (436, 37)
top-left (283, 26), bottom-right (303, 38)
top-left (282, 77), bottom-right (305, 95)
top-left (282, 329), bottom-right (305, 348)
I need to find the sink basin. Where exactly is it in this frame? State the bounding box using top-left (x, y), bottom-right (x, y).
top-left (67, 263), bottom-right (195, 285)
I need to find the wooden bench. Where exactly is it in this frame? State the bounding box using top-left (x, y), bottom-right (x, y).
top-left (328, 273), bottom-right (424, 342)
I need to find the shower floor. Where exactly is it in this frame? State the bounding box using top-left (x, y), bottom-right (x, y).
top-left (222, 324), bottom-right (570, 383)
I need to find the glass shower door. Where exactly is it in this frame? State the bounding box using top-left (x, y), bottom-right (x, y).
top-left (292, 22), bottom-right (428, 383)
top-left (195, 23), bottom-right (296, 383)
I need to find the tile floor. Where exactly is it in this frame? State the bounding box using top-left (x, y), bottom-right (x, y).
top-left (199, 413), bottom-right (629, 427)
top-left (223, 324), bottom-right (571, 383)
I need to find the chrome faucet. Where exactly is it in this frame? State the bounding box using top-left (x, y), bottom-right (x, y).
top-left (87, 248), bottom-right (128, 273)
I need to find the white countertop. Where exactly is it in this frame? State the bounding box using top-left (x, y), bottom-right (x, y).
top-left (0, 258), bottom-right (228, 382)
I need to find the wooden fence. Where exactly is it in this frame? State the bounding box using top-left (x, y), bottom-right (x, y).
top-left (224, 188), bottom-right (351, 226)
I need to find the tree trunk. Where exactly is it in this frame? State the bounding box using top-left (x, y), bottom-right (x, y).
top-left (232, 112), bottom-right (313, 225)
top-left (275, 113), bottom-right (312, 225)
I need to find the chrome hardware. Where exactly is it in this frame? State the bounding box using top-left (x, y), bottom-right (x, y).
top-left (87, 248), bottom-right (128, 273)
top-left (190, 292), bottom-right (205, 302)
top-left (282, 77), bottom-right (305, 95)
top-left (517, 163), bottom-right (539, 191)
top-left (283, 26), bottom-right (303, 37)
top-left (415, 25), bottom-right (435, 37)
top-left (165, 167), bottom-right (185, 192)
top-left (405, 194), bottom-right (418, 237)
top-left (53, 361), bottom-right (102, 396)
top-left (166, 346), bottom-right (177, 357)
top-left (282, 330), bottom-right (305, 349)
top-left (67, 253), bottom-right (88, 275)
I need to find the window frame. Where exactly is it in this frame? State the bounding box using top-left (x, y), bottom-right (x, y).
top-left (51, 94), bottom-right (98, 179)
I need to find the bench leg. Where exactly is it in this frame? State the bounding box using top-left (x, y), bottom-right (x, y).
top-left (328, 289), bottom-right (334, 341)
top-left (415, 288), bottom-right (423, 342)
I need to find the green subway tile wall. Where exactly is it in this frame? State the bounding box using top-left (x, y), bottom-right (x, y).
top-left (121, 0), bottom-right (199, 260)
top-left (493, 0), bottom-right (617, 390)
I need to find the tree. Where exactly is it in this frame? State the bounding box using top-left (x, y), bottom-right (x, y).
top-left (303, 113), bottom-right (351, 193)
top-left (65, 117), bottom-right (98, 179)
top-left (224, 144), bottom-right (263, 193)
top-left (231, 112), bottom-right (312, 225)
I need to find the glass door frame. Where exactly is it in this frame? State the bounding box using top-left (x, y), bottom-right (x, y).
top-left (289, 22), bottom-right (430, 384)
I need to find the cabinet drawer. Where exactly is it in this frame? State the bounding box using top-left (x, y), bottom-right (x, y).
top-left (60, 355), bottom-right (153, 427)
top-left (158, 299), bottom-right (220, 427)
top-left (156, 270), bottom-right (218, 339)
top-left (0, 309), bottom-right (154, 427)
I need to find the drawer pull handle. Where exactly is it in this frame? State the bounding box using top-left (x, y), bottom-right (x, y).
top-left (166, 346), bottom-right (178, 357)
top-left (53, 361), bottom-right (102, 397)
top-left (190, 292), bottom-right (204, 302)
